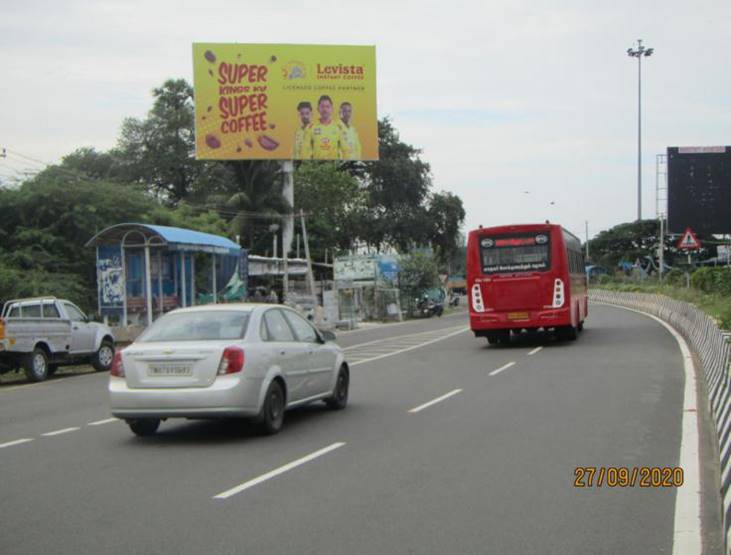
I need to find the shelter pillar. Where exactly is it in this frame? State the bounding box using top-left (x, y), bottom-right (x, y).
top-left (180, 252), bottom-right (187, 307)
top-left (121, 245), bottom-right (128, 326)
top-left (191, 254), bottom-right (196, 306)
top-left (212, 254), bottom-right (217, 303)
top-left (144, 243), bottom-right (153, 327)
top-left (157, 250), bottom-right (164, 316)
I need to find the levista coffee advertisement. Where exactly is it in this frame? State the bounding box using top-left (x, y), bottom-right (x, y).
top-left (192, 43), bottom-right (378, 161)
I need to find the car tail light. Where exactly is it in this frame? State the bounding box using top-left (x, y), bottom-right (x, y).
top-left (110, 351), bottom-right (125, 377)
top-left (218, 347), bottom-right (245, 375)
top-left (552, 279), bottom-right (565, 308)
top-left (0, 318), bottom-right (4, 340)
top-left (471, 283), bottom-right (485, 313)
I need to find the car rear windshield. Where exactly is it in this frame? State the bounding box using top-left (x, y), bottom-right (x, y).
top-left (480, 233), bottom-right (551, 274)
top-left (137, 311), bottom-right (250, 342)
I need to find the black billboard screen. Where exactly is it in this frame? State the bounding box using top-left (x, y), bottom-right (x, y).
top-left (667, 146), bottom-right (731, 234)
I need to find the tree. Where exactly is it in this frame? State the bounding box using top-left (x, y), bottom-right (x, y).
top-left (294, 162), bottom-right (367, 259)
top-left (357, 118), bottom-right (433, 249)
top-left (0, 166), bottom-right (228, 311)
top-left (428, 191), bottom-right (466, 269)
top-left (216, 160), bottom-right (290, 253)
top-left (116, 79), bottom-right (198, 203)
top-left (587, 219), bottom-right (716, 270)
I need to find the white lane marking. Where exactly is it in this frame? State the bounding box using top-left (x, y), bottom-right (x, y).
top-left (88, 418), bottom-right (119, 426)
top-left (350, 327), bottom-right (469, 367)
top-left (408, 389), bottom-right (462, 413)
top-left (489, 361), bottom-right (516, 376)
top-left (343, 325), bottom-right (466, 351)
top-left (213, 442), bottom-right (346, 500)
top-left (595, 302), bottom-right (701, 555)
top-left (0, 438), bottom-right (34, 449)
top-left (41, 427), bottom-right (80, 437)
top-left (528, 347), bottom-right (543, 356)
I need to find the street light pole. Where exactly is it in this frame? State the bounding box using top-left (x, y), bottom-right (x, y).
top-left (627, 39), bottom-right (654, 222)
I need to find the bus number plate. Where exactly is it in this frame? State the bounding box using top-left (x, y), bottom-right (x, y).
top-left (507, 312), bottom-right (530, 321)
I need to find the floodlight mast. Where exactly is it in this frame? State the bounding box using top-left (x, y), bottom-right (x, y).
top-left (627, 39), bottom-right (654, 221)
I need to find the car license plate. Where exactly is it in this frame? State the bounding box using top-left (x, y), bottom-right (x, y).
top-left (507, 311), bottom-right (530, 321)
top-left (148, 364), bottom-right (193, 377)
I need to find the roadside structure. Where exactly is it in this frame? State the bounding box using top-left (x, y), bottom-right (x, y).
top-left (86, 223), bottom-right (246, 327)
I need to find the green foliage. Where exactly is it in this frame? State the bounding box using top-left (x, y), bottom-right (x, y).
top-left (294, 162), bottom-right (366, 258)
top-left (0, 167), bottom-right (228, 312)
top-left (428, 191), bottom-right (466, 269)
top-left (587, 220), bottom-right (660, 269)
top-left (690, 267), bottom-right (731, 296)
top-left (398, 251), bottom-right (439, 294)
top-left (116, 79), bottom-right (199, 203)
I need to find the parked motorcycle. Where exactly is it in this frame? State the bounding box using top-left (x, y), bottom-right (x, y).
top-left (416, 296), bottom-right (444, 318)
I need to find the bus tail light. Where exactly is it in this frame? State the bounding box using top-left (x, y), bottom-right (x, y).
top-left (552, 279), bottom-right (565, 308)
top-left (471, 284), bottom-right (485, 313)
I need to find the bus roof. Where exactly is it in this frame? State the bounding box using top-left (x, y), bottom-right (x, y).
top-left (468, 223), bottom-right (581, 243)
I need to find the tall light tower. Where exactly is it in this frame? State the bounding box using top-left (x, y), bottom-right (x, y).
top-left (627, 39), bottom-right (654, 221)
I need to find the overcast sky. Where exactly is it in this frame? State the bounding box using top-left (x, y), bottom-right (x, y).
top-left (2, 0), bottom-right (730, 240)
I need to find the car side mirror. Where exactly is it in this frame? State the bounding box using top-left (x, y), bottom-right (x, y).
top-left (320, 330), bottom-right (336, 342)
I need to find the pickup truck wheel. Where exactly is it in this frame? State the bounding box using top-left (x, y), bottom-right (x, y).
top-left (92, 341), bottom-right (115, 372)
top-left (24, 348), bottom-right (49, 382)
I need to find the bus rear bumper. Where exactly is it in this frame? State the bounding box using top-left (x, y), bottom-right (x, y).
top-left (470, 308), bottom-right (571, 333)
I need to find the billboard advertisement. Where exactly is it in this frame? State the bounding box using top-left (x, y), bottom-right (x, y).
top-left (192, 43), bottom-right (378, 161)
top-left (667, 146), bottom-right (731, 234)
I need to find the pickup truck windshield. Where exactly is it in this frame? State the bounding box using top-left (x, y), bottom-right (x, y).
top-left (138, 311), bottom-right (251, 342)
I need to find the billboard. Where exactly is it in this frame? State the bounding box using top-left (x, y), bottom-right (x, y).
top-left (192, 43), bottom-right (378, 161)
top-left (667, 146), bottom-right (731, 234)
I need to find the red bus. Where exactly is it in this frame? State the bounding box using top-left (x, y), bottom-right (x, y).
top-left (466, 223), bottom-right (588, 344)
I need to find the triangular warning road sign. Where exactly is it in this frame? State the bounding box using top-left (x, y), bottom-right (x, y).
top-left (677, 227), bottom-right (701, 250)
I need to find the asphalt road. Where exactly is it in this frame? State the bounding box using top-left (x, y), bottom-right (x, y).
top-left (0, 306), bottom-right (721, 554)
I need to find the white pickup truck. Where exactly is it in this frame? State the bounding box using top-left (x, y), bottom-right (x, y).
top-left (0, 297), bottom-right (115, 382)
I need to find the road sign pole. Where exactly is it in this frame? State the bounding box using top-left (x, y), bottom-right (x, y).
top-left (659, 217), bottom-right (664, 281)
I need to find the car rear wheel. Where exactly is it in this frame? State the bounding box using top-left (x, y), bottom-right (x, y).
top-left (92, 341), bottom-right (115, 372)
top-left (259, 381), bottom-right (285, 435)
top-left (127, 418), bottom-right (160, 437)
top-left (325, 366), bottom-right (349, 410)
top-left (24, 348), bottom-right (49, 383)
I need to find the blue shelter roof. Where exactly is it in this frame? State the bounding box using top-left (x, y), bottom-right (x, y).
top-left (86, 223), bottom-right (241, 255)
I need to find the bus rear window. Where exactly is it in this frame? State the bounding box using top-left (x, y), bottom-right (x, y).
top-left (480, 233), bottom-right (551, 274)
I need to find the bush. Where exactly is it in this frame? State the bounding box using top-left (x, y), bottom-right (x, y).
top-left (664, 268), bottom-right (686, 287)
top-left (691, 267), bottom-right (731, 295)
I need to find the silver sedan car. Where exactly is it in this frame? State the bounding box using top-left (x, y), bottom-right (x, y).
top-left (109, 304), bottom-right (349, 436)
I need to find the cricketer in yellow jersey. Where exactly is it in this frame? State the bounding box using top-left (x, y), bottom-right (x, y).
top-left (302, 95), bottom-right (347, 160)
top-left (339, 102), bottom-right (362, 160)
top-left (293, 101), bottom-right (312, 159)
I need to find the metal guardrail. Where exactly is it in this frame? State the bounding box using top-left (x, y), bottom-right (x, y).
top-left (590, 289), bottom-right (731, 553)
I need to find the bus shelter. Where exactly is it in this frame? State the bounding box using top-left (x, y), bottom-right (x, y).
top-left (86, 223), bottom-right (246, 327)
